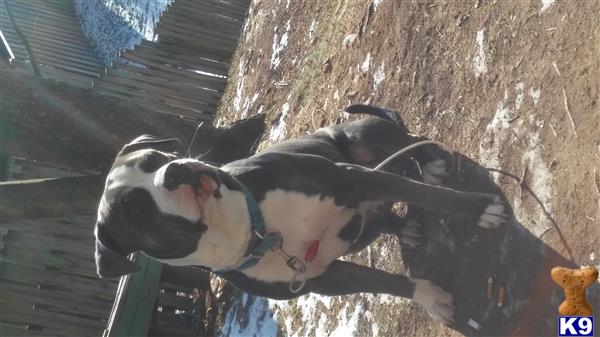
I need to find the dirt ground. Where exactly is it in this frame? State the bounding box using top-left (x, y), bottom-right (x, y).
top-left (216, 0), bottom-right (600, 336)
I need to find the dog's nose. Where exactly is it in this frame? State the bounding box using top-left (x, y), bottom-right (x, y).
top-left (163, 162), bottom-right (195, 191)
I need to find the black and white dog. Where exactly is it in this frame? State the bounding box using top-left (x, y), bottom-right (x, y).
top-left (95, 105), bottom-right (505, 324)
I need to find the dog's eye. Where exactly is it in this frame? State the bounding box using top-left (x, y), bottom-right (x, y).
top-left (139, 152), bottom-right (172, 173)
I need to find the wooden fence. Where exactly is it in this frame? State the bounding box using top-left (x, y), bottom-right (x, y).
top-left (92, 0), bottom-right (251, 121)
top-left (1, 0), bottom-right (105, 88)
top-left (2, 0), bottom-right (250, 121)
top-left (0, 214), bottom-right (118, 337)
top-left (1, 0), bottom-right (252, 335)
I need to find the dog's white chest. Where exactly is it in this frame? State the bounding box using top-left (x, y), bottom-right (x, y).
top-left (243, 190), bottom-right (357, 282)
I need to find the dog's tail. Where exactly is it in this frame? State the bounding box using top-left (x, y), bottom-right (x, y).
top-left (342, 104), bottom-right (409, 133)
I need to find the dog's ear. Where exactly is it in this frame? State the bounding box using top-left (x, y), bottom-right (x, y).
top-left (121, 134), bottom-right (181, 155)
top-left (94, 226), bottom-right (141, 278)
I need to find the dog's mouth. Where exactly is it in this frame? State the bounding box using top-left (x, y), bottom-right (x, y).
top-left (190, 168), bottom-right (222, 202)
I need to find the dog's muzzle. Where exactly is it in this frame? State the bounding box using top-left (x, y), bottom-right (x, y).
top-left (162, 161), bottom-right (221, 193)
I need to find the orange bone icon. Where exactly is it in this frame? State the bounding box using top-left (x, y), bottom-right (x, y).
top-left (551, 266), bottom-right (598, 316)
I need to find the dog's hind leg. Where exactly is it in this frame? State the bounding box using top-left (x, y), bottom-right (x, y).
top-left (342, 105), bottom-right (451, 185)
top-left (383, 216), bottom-right (422, 248)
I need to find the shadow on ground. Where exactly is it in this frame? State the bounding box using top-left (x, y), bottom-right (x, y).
top-left (402, 154), bottom-right (599, 337)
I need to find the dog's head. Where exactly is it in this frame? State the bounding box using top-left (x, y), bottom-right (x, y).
top-left (94, 135), bottom-right (222, 278)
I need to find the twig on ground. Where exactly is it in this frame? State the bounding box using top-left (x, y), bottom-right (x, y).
top-left (513, 54), bottom-right (524, 69)
top-left (549, 123), bottom-right (558, 137)
top-left (507, 114), bottom-right (520, 123)
top-left (538, 226), bottom-right (553, 239)
top-left (411, 71), bottom-right (417, 87)
top-left (552, 61), bottom-right (561, 76)
top-left (561, 88), bottom-right (578, 138)
top-left (519, 164), bottom-right (528, 200)
top-left (524, 11), bottom-right (537, 24)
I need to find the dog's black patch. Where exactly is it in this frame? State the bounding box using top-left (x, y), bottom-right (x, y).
top-left (100, 187), bottom-right (207, 260)
top-left (338, 214), bottom-right (363, 242)
top-left (139, 151), bottom-right (173, 173)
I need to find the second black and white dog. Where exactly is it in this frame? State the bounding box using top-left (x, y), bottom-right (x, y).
top-left (94, 105), bottom-right (505, 324)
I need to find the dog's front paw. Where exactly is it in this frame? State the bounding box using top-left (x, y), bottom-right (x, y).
top-left (478, 196), bottom-right (506, 229)
top-left (422, 159), bottom-right (449, 185)
top-left (412, 279), bottom-right (455, 324)
top-left (399, 219), bottom-right (421, 248)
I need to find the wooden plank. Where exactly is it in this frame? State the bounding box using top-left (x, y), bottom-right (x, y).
top-left (157, 28), bottom-right (237, 56)
top-left (136, 43), bottom-right (229, 75)
top-left (101, 69), bottom-right (212, 104)
top-left (157, 25), bottom-right (239, 54)
top-left (1, 280), bottom-right (113, 313)
top-left (17, 19), bottom-right (95, 49)
top-left (160, 12), bottom-right (242, 39)
top-left (158, 15), bottom-right (240, 43)
top-left (152, 37), bottom-right (232, 64)
top-left (1, 302), bottom-right (104, 335)
top-left (1, 285), bottom-right (112, 318)
top-left (38, 61), bottom-right (100, 80)
top-left (0, 261), bottom-right (116, 298)
top-left (93, 79), bottom-right (213, 115)
top-left (168, 6), bottom-right (244, 30)
top-left (0, 322), bottom-right (66, 337)
top-left (158, 292), bottom-right (194, 311)
top-left (5, 4), bottom-right (83, 31)
top-left (39, 66), bottom-right (94, 89)
top-left (1, 245), bottom-right (97, 276)
top-left (1, 217), bottom-right (95, 239)
top-left (31, 45), bottom-right (104, 70)
top-left (177, 0), bottom-right (247, 20)
top-left (112, 64), bottom-right (226, 95)
top-left (24, 34), bottom-right (102, 68)
top-left (116, 49), bottom-right (228, 79)
top-left (159, 281), bottom-right (194, 294)
top-left (4, 229), bottom-right (95, 258)
top-left (4, 217), bottom-right (94, 235)
top-left (37, 62), bottom-right (100, 88)
top-left (61, 214), bottom-right (98, 228)
top-left (132, 99), bottom-right (215, 122)
top-left (88, 87), bottom-right (210, 121)
top-left (8, 0), bottom-right (81, 26)
top-left (106, 67), bottom-right (223, 102)
top-left (12, 0), bottom-right (78, 18)
top-left (120, 51), bottom-right (228, 85)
